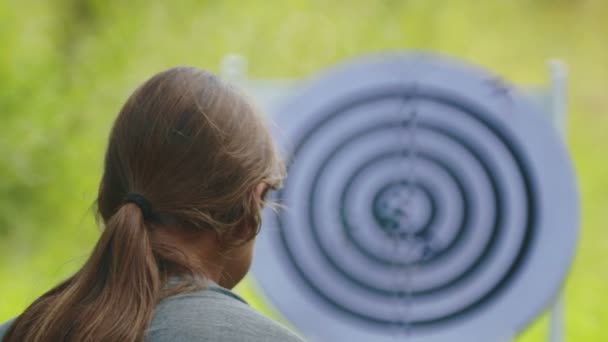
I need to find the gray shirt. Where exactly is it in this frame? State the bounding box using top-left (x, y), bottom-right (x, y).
top-left (0, 318), bottom-right (14, 341)
top-left (0, 283), bottom-right (304, 342)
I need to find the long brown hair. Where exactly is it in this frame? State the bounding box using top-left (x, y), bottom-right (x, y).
top-left (4, 67), bottom-right (285, 342)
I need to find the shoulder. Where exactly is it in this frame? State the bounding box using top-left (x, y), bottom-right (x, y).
top-left (0, 318), bottom-right (15, 340)
top-left (147, 287), bottom-right (304, 342)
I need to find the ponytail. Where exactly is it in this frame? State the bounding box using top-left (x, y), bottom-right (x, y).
top-left (4, 202), bottom-right (161, 342)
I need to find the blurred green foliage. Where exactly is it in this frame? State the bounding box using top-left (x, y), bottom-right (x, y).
top-left (0, 0), bottom-right (606, 340)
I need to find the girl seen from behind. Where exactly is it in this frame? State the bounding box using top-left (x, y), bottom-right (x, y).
top-left (0, 67), bottom-right (304, 342)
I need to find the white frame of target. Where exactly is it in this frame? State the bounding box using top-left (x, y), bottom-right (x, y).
top-left (221, 55), bottom-right (569, 342)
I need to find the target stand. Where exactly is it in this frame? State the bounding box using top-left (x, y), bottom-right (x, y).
top-left (223, 53), bottom-right (578, 342)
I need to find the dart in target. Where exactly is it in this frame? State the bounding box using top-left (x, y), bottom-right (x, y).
top-left (248, 53), bottom-right (579, 342)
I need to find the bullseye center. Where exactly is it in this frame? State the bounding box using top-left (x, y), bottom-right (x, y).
top-left (372, 181), bottom-right (432, 237)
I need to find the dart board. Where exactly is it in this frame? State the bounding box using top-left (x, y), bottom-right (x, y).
top-left (252, 54), bottom-right (579, 342)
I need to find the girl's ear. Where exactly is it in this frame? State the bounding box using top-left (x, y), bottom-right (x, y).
top-left (255, 182), bottom-right (269, 202)
top-left (225, 184), bottom-right (268, 246)
top-left (238, 183), bottom-right (269, 241)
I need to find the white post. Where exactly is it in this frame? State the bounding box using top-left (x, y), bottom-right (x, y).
top-left (548, 59), bottom-right (568, 342)
top-left (549, 60), bottom-right (568, 138)
top-left (221, 54), bottom-right (248, 81)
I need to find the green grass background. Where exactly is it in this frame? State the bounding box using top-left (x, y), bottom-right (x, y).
top-left (0, 0), bottom-right (606, 340)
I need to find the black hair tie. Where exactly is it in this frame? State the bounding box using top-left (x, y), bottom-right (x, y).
top-left (124, 193), bottom-right (154, 221)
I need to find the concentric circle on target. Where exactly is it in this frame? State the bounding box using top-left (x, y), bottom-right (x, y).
top-left (252, 53), bottom-right (579, 342)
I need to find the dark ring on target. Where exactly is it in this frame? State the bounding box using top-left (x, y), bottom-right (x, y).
top-left (334, 125), bottom-right (472, 267)
top-left (311, 148), bottom-right (481, 297)
top-left (339, 150), bottom-right (470, 269)
top-left (273, 86), bottom-right (538, 327)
